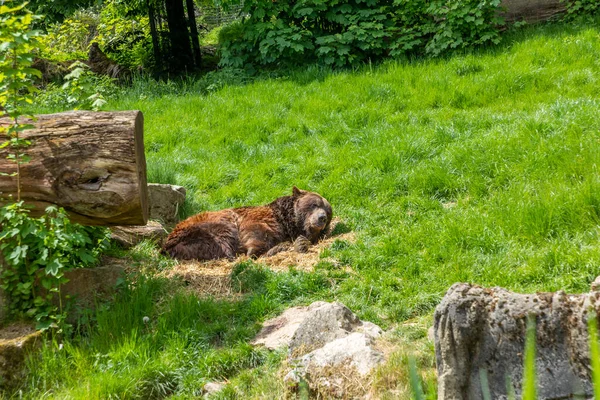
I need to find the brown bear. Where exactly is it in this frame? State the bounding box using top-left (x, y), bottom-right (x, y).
top-left (162, 187), bottom-right (333, 261)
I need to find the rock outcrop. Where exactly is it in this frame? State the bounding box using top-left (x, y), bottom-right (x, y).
top-left (0, 323), bottom-right (42, 390)
top-left (148, 183), bottom-right (186, 229)
top-left (110, 183), bottom-right (185, 248)
top-left (434, 282), bottom-right (600, 400)
top-left (110, 220), bottom-right (167, 249)
top-left (253, 301), bottom-right (384, 398)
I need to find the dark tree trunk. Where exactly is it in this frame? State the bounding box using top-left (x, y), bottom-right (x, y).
top-left (147, 0), bottom-right (162, 72)
top-left (164, 0), bottom-right (193, 72)
top-left (185, 0), bottom-right (202, 68)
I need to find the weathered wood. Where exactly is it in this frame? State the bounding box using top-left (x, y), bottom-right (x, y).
top-left (500, 0), bottom-right (566, 23)
top-left (0, 111), bottom-right (148, 226)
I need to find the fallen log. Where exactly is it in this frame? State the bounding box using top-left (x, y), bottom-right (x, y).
top-left (500, 0), bottom-right (566, 24)
top-left (0, 110), bottom-right (148, 226)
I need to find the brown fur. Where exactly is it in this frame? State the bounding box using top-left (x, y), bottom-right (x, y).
top-left (162, 187), bottom-right (333, 261)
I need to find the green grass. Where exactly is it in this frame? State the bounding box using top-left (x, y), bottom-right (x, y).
top-left (18, 17), bottom-right (600, 399)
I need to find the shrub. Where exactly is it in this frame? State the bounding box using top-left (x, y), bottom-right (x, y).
top-left (39, 2), bottom-right (153, 70)
top-left (219, 0), bottom-right (504, 68)
top-left (35, 61), bottom-right (118, 111)
top-left (0, 203), bottom-right (110, 330)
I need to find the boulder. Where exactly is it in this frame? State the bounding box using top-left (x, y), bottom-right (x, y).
top-left (0, 323), bottom-right (42, 390)
top-left (285, 332), bottom-right (385, 398)
top-left (203, 381), bottom-right (226, 397)
top-left (110, 220), bottom-right (167, 249)
top-left (253, 301), bottom-right (382, 356)
top-left (148, 183), bottom-right (186, 229)
top-left (434, 282), bottom-right (600, 400)
top-left (37, 263), bottom-right (125, 323)
top-left (254, 301), bottom-right (384, 398)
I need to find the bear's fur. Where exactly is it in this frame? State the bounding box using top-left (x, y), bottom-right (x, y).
top-left (162, 187), bottom-right (333, 261)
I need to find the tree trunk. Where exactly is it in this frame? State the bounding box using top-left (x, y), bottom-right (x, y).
top-left (164, 0), bottom-right (194, 72)
top-left (185, 0), bottom-right (202, 68)
top-left (147, 0), bottom-right (163, 72)
top-left (0, 111), bottom-right (148, 226)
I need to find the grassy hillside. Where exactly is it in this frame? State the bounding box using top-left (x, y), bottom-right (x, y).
top-left (20, 18), bottom-right (600, 399)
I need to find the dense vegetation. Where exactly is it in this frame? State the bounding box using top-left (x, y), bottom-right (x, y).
top-left (219, 0), bottom-right (504, 68)
top-left (10, 16), bottom-right (599, 398)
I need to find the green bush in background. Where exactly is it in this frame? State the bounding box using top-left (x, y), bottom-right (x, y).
top-left (219, 0), bottom-right (504, 68)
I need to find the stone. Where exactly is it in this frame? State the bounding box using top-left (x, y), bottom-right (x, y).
top-left (203, 381), bottom-right (226, 397)
top-left (591, 276), bottom-right (600, 292)
top-left (434, 282), bottom-right (600, 400)
top-left (110, 220), bottom-right (167, 249)
top-left (148, 183), bottom-right (186, 229)
top-left (289, 301), bottom-right (359, 356)
top-left (298, 332), bottom-right (384, 376)
top-left (285, 333), bottom-right (385, 398)
top-left (0, 323), bottom-right (42, 390)
top-left (37, 263), bottom-right (125, 323)
top-left (255, 301), bottom-right (384, 399)
top-left (252, 301), bottom-right (382, 355)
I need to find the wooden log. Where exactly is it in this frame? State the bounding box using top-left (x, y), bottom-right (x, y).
top-left (500, 0), bottom-right (566, 23)
top-left (0, 111), bottom-right (148, 226)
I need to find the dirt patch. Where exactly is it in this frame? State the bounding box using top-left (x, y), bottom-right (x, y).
top-left (161, 218), bottom-right (355, 297)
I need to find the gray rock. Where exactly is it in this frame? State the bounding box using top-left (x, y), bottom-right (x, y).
top-left (253, 301), bottom-right (382, 356)
top-left (285, 332), bottom-right (385, 398)
top-left (110, 220), bottom-right (167, 249)
top-left (0, 323), bottom-right (42, 390)
top-left (591, 276), bottom-right (600, 292)
top-left (37, 263), bottom-right (125, 323)
top-left (434, 282), bottom-right (599, 400)
top-left (255, 301), bottom-right (384, 399)
top-left (203, 381), bottom-right (226, 397)
top-left (148, 183), bottom-right (186, 228)
top-left (298, 332), bottom-right (384, 376)
top-left (289, 301), bottom-right (360, 356)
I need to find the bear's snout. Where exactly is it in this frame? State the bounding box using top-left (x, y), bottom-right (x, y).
top-left (310, 209), bottom-right (328, 229)
top-left (317, 212), bottom-right (328, 225)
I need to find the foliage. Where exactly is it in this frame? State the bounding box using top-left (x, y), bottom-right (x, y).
top-left (0, 2), bottom-right (110, 333)
top-left (38, 8), bottom-right (101, 61)
top-left (35, 62), bottom-right (117, 111)
top-left (0, 1), bottom-right (41, 200)
top-left (60, 61), bottom-right (111, 110)
top-left (95, 1), bottom-right (153, 70)
top-left (26, 0), bottom-right (100, 25)
top-left (588, 312), bottom-right (600, 399)
top-left (39, 3), bottom-right (153, 70)
top-left (219, 0), bottom-right (504, 68)
top-left (522, 316), bottom-right (537, 399)
top-left (563, 0), bottom-right (600, 20)
top-left (0, 203), bottom-right (110, 331)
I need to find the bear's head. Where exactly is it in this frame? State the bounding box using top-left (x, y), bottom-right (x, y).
top-left (293, 186), bottom-right (333, 243)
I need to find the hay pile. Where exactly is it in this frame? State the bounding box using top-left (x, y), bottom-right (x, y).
top-left (161, 218), bottom-right (355, 297)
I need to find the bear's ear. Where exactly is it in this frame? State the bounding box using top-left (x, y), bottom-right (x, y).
top-left (293, 186), bottom-right (305, 197)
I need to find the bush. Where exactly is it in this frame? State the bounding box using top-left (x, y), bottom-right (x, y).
top-left (0, 203), bottom-right (110, 330)
top-left (39, 2), bottom-right (153, 70)
top-left (219, 0), bottom-right (504, 68)
top-left (35, 61), bottom-right (118, 111)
